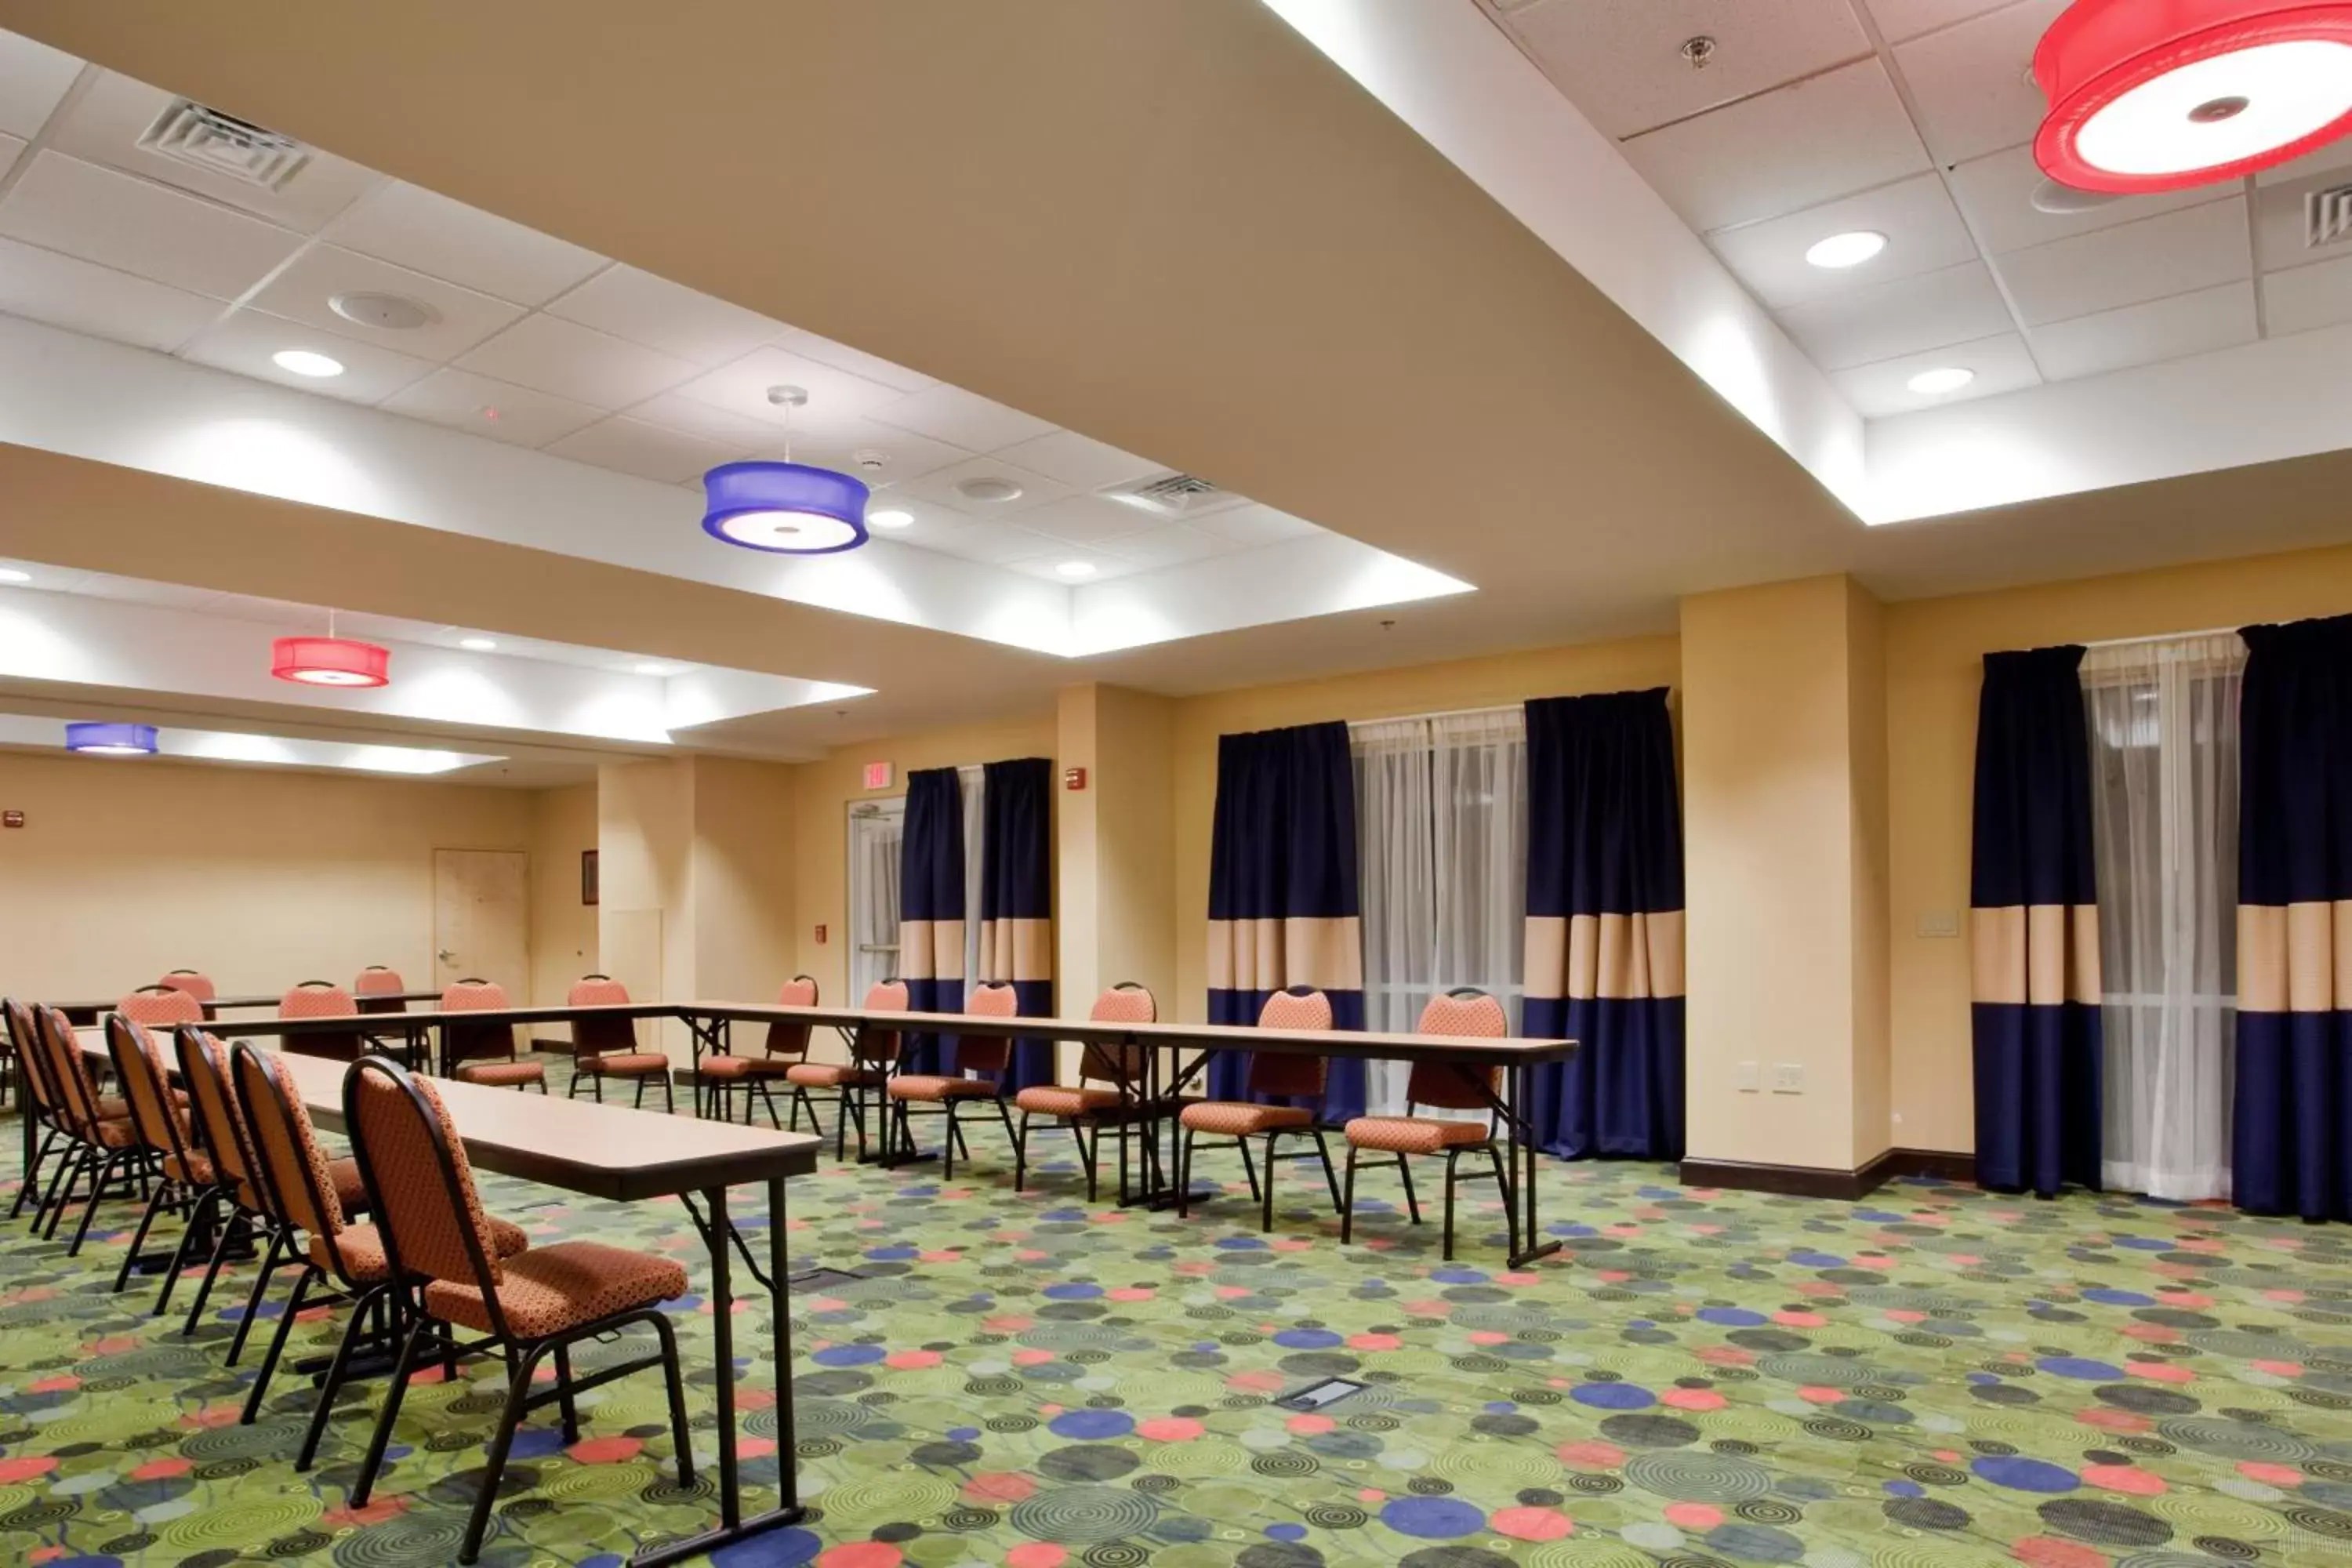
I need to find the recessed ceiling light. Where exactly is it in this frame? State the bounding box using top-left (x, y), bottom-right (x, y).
top-left (868, 508), bottom-right (914, 530)
top-left (1054, 561), bottom-right (1098, 579)
top-left (956, 477), bottom-right (1025, 504)
top-left (633, 662), bottom-right (671, 677)
top-left (1906, 366), bottom-right (1976, 395)
top-left (459, 637), bottom-right (498, 652)
top-left (330, 291), bottom-right (439, 331)
top-left (271, 349), bottom-right (345, 378)
top-left (0, 568), bottom-right (27, 584)
top-left (1805, 230), bottom-right (1887, 269)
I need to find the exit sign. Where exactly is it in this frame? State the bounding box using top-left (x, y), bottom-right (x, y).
top-left (862, 761), bottom-right (893, 791)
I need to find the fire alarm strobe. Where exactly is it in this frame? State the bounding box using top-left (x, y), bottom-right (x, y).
top-left (1064, 767), bottom-right (1087, 790)
top-left (1, 810), bottom-right (21, 828)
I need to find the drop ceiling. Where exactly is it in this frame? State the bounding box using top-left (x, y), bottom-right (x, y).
top-left (1479, 0), bottom-right (2352, 418)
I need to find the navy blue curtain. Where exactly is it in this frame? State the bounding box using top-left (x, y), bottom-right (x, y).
top-left (1970, 645), bottom-right (2103, 1199)
top-left (980, 757), bottom-right (1056, 1092)
top-left (1205, 721), bottom-right (1365, 1117)
top-left (1520, 690), bottom-right (1686, 1159)
top-left (2234, 614), bottom-right (2352, 1221)
top-left (899, 766), bottom-right (964, 1075)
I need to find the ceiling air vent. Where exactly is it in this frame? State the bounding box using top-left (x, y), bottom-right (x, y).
top-left (1104, 470), bottom-right (1244, 520)
top-left (137, 100), bottom-right (312, 191)
top-left (2308, 183), bottom-right (2352, 251)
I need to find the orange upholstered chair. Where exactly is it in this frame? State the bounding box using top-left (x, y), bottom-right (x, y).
top-left (697, 976), bottom-right (820, 1127)
top-left (34, 1004), bottom-right (144, 1253)
top-left (101, 1015), bottom-right (216, 1303)
top-left (354, 967), bottom-right (408, 1015)
top-left (118, 985), bottom-right (205, 1029)
top-left (341, 1056), bottom-right (691, 1562)
top-left (278, 980), bottom-right (369, 1063)
top-left (1012, 982), bottom-right (1158, 1200)
top-left (1176, 986), bottom-right (1345, 1233)
top-left (1340, 989), bottom-right (1516, 1261)
top-left (5, 997), bottom-right (66, 1227)
top-left (441, 979), bottom-right (543, 1091)
top-left (563, 975), bottom-right (672, 1109)
top-left (885, 982), bottom-right (1019, 1176)
top-left (788, 979), bottom-right (906, 1160)
top-left (159, 970), bottom-right (218, 1019)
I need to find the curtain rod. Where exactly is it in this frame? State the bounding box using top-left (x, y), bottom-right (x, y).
top-left (2080, 625), bottom-right (2242, 650)
top-left (1347, 702), bottom-right (1524, 731)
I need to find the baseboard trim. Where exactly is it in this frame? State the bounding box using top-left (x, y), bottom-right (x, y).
top-left (1679, 1147), bottom-right (1975, 1200)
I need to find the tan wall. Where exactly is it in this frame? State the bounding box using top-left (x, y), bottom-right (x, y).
top-left (0, 753), bottom-right (533, 1003)
top-left (528, 782), bottom-right (598, 1011)
top-left (1170, 635), bottom-right (1682, 1023)
top-left (691, 756), bottom-right (799, 1006)
top-left (1885, 539), bottom-right (2352, 1152)
top-left (1847, 580), bottom-right (1892, 1162)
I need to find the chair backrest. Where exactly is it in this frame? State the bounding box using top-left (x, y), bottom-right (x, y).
top-left (762, 975), bottom-right (818, 1061)
top-left (36, 1004), bottom-right (109, 1134)
top-left (105, 1015), bottom-right (194, 1165)
top-left (3, 999), bottom-right (59, 1117)
top-left (281, 982), bottom-right (357, 1018)
top-left (354, 966), bottom-right (407, 1014)
top-left (441, 978), bottom-right (516, 1064)
top-left (1078, 982), bottom-right (1156, 1087)
top-left (1250, 986), bottom-right (1333, 1100)
top-left (1405, 988), bottom-right (1509, 1111)
top-left (345, 1056), bottom-right (508, 1317)
top-left (956, 983), bottom-right (1018, 1076)
top-left (230, 1042), bottom-right (348, 1243)
top-left (118, 985), bottom-right (205, 1028)
top-left (177, 1029), bottom-right (262, 1210)
top-left (161, 969), bottom-right (217, 1003)
top-left (564, 974), bottom-right (638, 1059)
top-left (854, 978), bottom-right (909, 1066)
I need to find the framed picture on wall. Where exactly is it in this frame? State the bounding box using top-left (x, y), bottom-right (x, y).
top-left (582, 849), bottom-right (599, 906)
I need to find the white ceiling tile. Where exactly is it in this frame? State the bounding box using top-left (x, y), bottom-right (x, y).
top-left (771, 326), bottom-right (938, 394)
top-left (1889, 0), bottom-right (2066, 165)
top-left (1099, 524), bottom-right (1242, 567)
top-left (1859, 0), bottom-right (2020, 44)
top-left (0, 151), bottom-right (303, 300)
top-left (455, 313), bottom-right (698, 408)
top-left (2026, 284), bottom-right (2256, 381)
top-left (2253, 167), bottom-right (2352, 274)
top-left (0, 130), bottom-right (23, 182)
top-left (1014, 494), bottom-right (1157, 545)
top-left (1502, 0), bottom-right (1871, 140)
top-left (46, 71), bottom-right (379, 234)
top-left (2264, 253), bottom-right (2352, 337)
top-left (245, 244), bottom-right (522, 360)
top-left (0, 232), bottom-right (221, 350)
top-left (869, 382), bottom-right (1058, 452)
top-left (1621, 59), bottom-right (1931, 232)
top-left (0, 29), bottom-right (81, 140)
top-left (380, 368), bottom-right (604, 448)
top-left (623, 389), bottom-right (785, 448)
top-left (1829, 331), bottom-right (2039, 416)
top-left (858, 495), bottom-right (982, 545)
top-left (776, 417), bottom-right (971, 484)
top-left (543, 416), bottom-right (746, 485)
top-left (323, 181), bottom-right (607, 307)
top-left (1192, 503), bottom-right (1325, 546)
top-left (2254, 135), bottom-right (2352, 189)
top-left (1777, 260), bottom-right (2012, 368)
top-left (670, 343), bottom-right (907, 433)
top-left (179, 308), bottom-right (433, 404)
top-left (1708, 172), bottom-right (1977, 308)
top-left (1994, 198), bottom-right (2249, 326)
top-left (991, 429), bottom-right (1167, 492)
top-left (895, 455), bottom-right (1070, 519)
top-left (1946, 144), bottom-right (2232, 256)
top-left (545, 263), bottom-right (782, 367)
top-left (909, 517), bottom-right (1059, 565)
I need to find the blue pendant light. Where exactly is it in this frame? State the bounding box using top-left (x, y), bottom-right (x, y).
top-left (701, 386), bottom-right (871, 554)
top-left (67, 721), bottom-right (158, 756)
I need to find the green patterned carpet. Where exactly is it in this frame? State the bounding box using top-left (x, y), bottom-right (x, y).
top-left (6, 1109), bottom-right (2352, 1568)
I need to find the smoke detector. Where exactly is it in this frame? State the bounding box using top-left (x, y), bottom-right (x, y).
top-left (852, 448), bottom-right (891, 473)
top-left (956, 476), bottom-right (1025, 504)
top-left (330, 291), bottom-right (439, 331)
top-left (138, 99), bottom-right (311, 191)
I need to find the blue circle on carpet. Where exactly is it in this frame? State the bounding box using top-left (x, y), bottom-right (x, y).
top-left (2082, 1289), bottom-right (2154, 1306)
top-left (1699, 1308), bottom-right (1768, 1327)
top-left (1267, 1523), bottom-right (1308, 1541)
top-left (1973, 1456), bottom-right (2078, 1493)
top-left (811, 1344), bottom-right (886, 1367)
top-left (2038, 1356), bottom-right (2125, 1380)
top-left (1381, 1495), bottom-right (1486, 1537)
top-left (712, 1527), bottom-right (821, 1566)
top-left (1043, 1283), bottom-right (1103, 1300)
top-left (1571, 1382), bottom-right (1655, 1410)
top-left (1048, 1409), bottom-right (1135, 1439)
top-left (1274, 1329), bottom-right (1344, 1349)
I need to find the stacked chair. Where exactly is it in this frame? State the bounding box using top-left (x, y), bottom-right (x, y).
top-left (1011, 982), bottom-right (1159, 1201)
top-left (884, 982), bottom-right (1019, 1175)
top-left (562, 975), bottom-right (672, 1108)
top-left (695, 975), bottom-right (820, 1127)
top-left (1174, 985), bottom-right (1346, 1232)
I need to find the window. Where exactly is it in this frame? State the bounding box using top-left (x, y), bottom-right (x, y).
top-left (844, 764), bottom-right (985, 1004)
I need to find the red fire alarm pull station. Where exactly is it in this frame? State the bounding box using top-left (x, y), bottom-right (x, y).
top-left (862, 761), bottom-right (893, 791)
top-left (814, 924), bottom-right (828, 945)
top-left (1064, 767), bottom-right (1087, 791)
top-left (1, 810), bottom-right (20, 828)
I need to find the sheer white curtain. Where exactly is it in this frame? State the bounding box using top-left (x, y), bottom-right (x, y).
top-left (960, 764), bottom-right (986, 1000)
top-left (2083, 632), bottom-right (2244, 1200)
top-left (1353, 707), bottom-right (1526, 1116)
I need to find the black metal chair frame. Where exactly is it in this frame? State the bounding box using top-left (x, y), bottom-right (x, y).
top-left (1010, 982), bottom-right (1164, 1203)
top-left (102, 1016), bottom-right (222, 1306)
top-left (445, 978), bottom-right (547, 1094)
top-left (1173, 989), bottom-right (1345, 1234)
top-left (5, 998), bottom-right (67, 1228)
top-left (884, 985), bottom-right (1020, 1178)
top-left (1335, 989), bottom-right (1521, 1261)
top-left (696, 977), bottom-right (827, 1132)
top-left (808, 1000), bottom-right (906, 1162)
top-left (562, 976), bottom-right (677, 1111)
top-left (34, 1004), bottom-right (154, 1255)
top-left (341, 1054), bottom-right (695, 1564)
top-left (169, 1029), bottom-right (283, 1343)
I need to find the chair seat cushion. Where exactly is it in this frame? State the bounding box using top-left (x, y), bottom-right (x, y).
top-left (95, 1095), bottom-right (129, 1120)
top-left (328, 1156), bottom-right (371, 1217)
top-left (1345, 1115), bottom-right (1491, 1155)
top-left (425, 1240), bottom-right (688, 1338)
top-left (165, 1150), bottom-right (213, 1186)
top-left (579, 1052), bottom-right (670, 1076)
top-left (456, 1060), bottom-right (546, 1087)
top-left (1015, 1084), bottom-right (1123, 1117)
top-left (91, 1116), bottom-right (139, 1149)
top-left (320, 1214), bottom-right (528, 1284)
top-left (887, 1074), bottom-right (998, 1102)
top-left (1181, 1101), bottom-right (1314, 1136)
top-left (699, 1054), bottom-right (800, 1080)
top-left (787, 1062), bottom-right (879, 1088)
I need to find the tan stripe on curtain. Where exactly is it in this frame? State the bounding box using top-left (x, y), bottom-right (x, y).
top-left (1969, 905), bottom-right (2101, 1006)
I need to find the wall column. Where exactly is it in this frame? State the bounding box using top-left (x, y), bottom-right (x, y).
top-left (1679, 574), bottom-right (1890, 1192)
top-left (1056, 684), bottom-right (1177, 1071)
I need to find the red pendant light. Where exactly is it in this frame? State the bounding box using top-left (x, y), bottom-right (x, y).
top-left (2035, 0), bottom-right (2352, 194)
top-left (272, 632), bottom-right (390, 688)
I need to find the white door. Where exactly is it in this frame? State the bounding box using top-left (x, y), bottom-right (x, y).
top-left (433, 849), bottom-right (529, 994)
top-left (847, 800), bottom-right (903, 1001)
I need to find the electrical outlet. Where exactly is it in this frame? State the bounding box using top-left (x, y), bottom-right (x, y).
top-left (1771, 1062), bottom-right (1805, 1094)
top-left (1915, 909), bottom-right (1961, 938)
top-left (1733, 1060), bottom-right (1760, 1092)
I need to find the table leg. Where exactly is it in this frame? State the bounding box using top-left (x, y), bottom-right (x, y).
top-left (631, 1182), bottom-right (804, 1567)
top-left (1506, 1061), bottom-right (1560, 1269)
